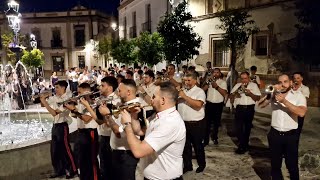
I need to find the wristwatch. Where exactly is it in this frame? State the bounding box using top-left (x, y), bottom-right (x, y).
top-left (118, 122), bottom-right (132, 133)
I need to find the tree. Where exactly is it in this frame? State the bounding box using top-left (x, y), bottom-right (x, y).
top-left (1, 31), bottom-right (26, 64)
top-left (97, 35), bottom-right (113, 67)
top-left (21, 49), bottom-right (45, 69)
top-left (136, 32), bottom-right (164, 66)
top-left (216, 9), bottom-right (259, 67)
top-left (290, 0), bottom-right (320, 66)
top-left (110, 39), bottom-right (137, 65)
top-left (157, 0), bottom-right (202, 66)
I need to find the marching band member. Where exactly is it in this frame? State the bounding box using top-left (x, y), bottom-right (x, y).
top-left (249, 66), bottom-right (261, 88)
top-left (98, 79), bottom-right (141, 180)
top-left (229, 72), bottom-right (261, 154)
top-left (64, 83), bottom-right (100, 180)
top-left (138, 70), bottom-right (157, 105)
top-left (200, 61), bottom-right (212, 87)
top-left (96, 76), bottom-right (121, 180)
top-left (40, 80), bottom-right (77, 179)
top-left (258, 74), bottom-right (307, 180)
top-left (178, 72), bottom-right (206, 173)
top-left (120, 82), bottom-right (186, 180)
top-left (167, 64), bottom-right (182, 87)
top-left (202, 68), bottom-right (228, 145)
top-left (292, 72), bottom-right (310, 139)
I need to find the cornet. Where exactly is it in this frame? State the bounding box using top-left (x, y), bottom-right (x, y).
top-left (111, 102), bottom-right (153, 117)
top-left (31, 91), bottom-right (53, 101)
top-left (57, 91), bottom-right (100, 106)
top-left (206, 76), bottom-right (216, 85)
top-left (91, 96), bottom-right (114, 109)
top-left (236, 83), bottom-right (248, 94)
top-left (250, 75), bottom-right (257, 81)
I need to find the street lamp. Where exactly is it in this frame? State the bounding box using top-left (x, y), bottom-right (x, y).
top-left (5, 0), bottom-right (21, 51)
top-left (30, 34), bottom-right (37, 49)
top-left (111, 22), bottom-right (118, 31)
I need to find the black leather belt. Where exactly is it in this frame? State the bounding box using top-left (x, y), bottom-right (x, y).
top-left (237, 104), bottom-right (255, 108)
top-left (271, 127), bottom-right (297, 136)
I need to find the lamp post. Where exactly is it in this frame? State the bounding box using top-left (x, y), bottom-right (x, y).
top-left (5, 0), bottom-right (22, 56)
top-left (30, 34), bottom-right (37, 49)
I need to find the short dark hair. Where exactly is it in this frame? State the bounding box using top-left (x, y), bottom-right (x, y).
top-left (144, 70), bottom-right (155, 79)
top-left (168, 64), bottom-right (175, 69)
top-left (185, 72), bottom-right (198, 80)
top-left (293, 72), bottom-right (304, 78)
top-left (101, 76), bottom-right (118, 92)
top-left (116, 74), bottom-right (124, 79)
top-left (182, 65), bottom-right (188, 69)
top-left (279, 74), bottom-right (292, 81)
top-left (121, 79), bottom-right (137, 91)
top-left (159, 82), bottom-right (178, 103)
top-left (240, 71), bottom-right (250, 76)
top-left (250, 66), bottom-right (257, 71)
top-left (78, 82), bottom-right (91, 90)
top-left (126, 70), bottom-right (133, 77)
top-left (213, 68), bottom-right (221, 72)
top-left (138, 70), bottom-right (143, 75)
top-left (54, 80), bottom-right (68, 90)
top-left (188, 66), bottom-right (196, 71)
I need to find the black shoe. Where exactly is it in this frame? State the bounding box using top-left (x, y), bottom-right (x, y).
top-left (183, 167), bottom-right (193, 174)
top-left (213, 139), bottom-right (218, 145)
top-left (49, 173), bottom-right (64, 178)
top-left (235, 148), bottom-right (247, 154)
top-left (66, 172), bottom-right (78, 179)
top-left (196, 166), bottom-right (205, 173)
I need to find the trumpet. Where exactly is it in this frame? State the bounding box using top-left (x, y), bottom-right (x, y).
top-left (111, 102), bottom-right (153, 117)
top-left (250, 75), bottom-right (257, 81)
top-left (31, 91), bottom-right (53, 101)
top-left (236, 83), bottom-right (248, 94)
top-left (157, 73), bottom-right (170, 82)
top-left (206, 76), bottom-right (216, 84)
top-left (57, 91), bottom-right (100, 106)
top-left (265, 84), bottom-right (286, 95)
top-left (91, 96), bottom-right (113, 109)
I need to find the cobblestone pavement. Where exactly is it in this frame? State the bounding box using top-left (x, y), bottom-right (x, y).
top-left (36, 106), bottom-right (320, 180)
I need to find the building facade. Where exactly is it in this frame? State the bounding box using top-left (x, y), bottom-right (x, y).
top-left (0, 5), bottom-right (115, 77)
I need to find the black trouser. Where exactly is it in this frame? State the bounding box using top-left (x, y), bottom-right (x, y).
top-left (111, 149), bottom-right (139, 180)
top-left (183, 120), bottom-right (206, 169)
top-left (268, 127), bottom-right (299, 180)
top-left (99, 135), bottom-right (112, 180)
top-left (204, 102), bottom-right (224, 142)
top-left (68, 80), bottom-right (73, 92)
top-left (234, 105), bottom-right (255, 149)
top-left (78, 128), bottom-right (100, 180)
top-left (72, 82), bottom-right (78, 94)
top-left (51, 122), bottom-right (77, 175)
top-left (297, 116), bottom-right (304, 136)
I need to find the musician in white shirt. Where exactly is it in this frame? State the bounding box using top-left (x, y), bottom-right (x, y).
top-left (64, 83), bottom-right (100, 180)
top-left (250, 66), bottom-right (261, 88)
top-left (120, 82), bottom-right (186, 180)
top-left (40, 80), bottom-right (77, 179)
top-left (178, 72), bottom-right (206, 173)
top-left (138, 70), bottom-right (157, 105)
top-left (292, 72), bottom-right (310, 138)
top-left (229, 72), bottom-right (261, 154)
top-left (202, 68), bottom-right (228, 145)
top-left (98, 79), bottom-right (141, 180)
top-left (258, 74), bottom-right (307, 180)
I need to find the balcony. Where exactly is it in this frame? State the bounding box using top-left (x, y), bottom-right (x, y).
top-left (129, 26), bottom-right (137, 38)
top-left (142, 21), bottom-right (151, 33)
top-left (51, 39), bottom-right (63, 48)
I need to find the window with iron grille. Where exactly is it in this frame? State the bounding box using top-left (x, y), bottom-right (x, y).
top-left (52, 56), bottom-right (64, 72)
top-left (74, 25), bottom-right (85, 47)
top-left (78, 55), bottom-right (85, 69)
top-left (211, 39), bottom-right (229, 67)
top-left (255, 35), bottom-right (268, 56)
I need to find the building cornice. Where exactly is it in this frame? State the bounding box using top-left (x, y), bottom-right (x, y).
top-left (118, 0), bottom-right (135, 11)
top-left (192, 0), bottom-right (295, 22)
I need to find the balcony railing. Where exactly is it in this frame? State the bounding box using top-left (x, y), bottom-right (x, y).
top-left (129, 26), bottom-right (137, 38)
top-left (51, 39), bottom-right (63, 48)
top-left (142, 21), bottom-right (151, 33)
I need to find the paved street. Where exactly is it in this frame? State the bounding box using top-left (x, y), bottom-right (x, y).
top-left (39, 106), bottom-right (320, 180)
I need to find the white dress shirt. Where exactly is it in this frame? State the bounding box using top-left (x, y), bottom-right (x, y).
top-left (47, 93), bottom-right (72, 124)
top-left (97, 93), bottom-right (121, 136)
top-left (178, 85), bottom-right (206, 121)
top-left (206, 79), bottom-right (228, 103)
top-left (142, 107), bottom-right (186, 180)
top-left (271, 90), bottom-right (307, 132)
top-left (296, 84), bottom-right (310, 98)
top-left (76, 103), bottom-right (98, 129)
top-left (110, 97), bottom-right (141, 150)
top-left (230, 82), bottom-right (261, 106)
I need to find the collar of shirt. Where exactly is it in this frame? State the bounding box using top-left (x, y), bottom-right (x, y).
top-left (156, 106), bottom-right (176, 119)
top-left (57, 92), bottom-right (69, 100)
top-left (185, 85), bottom-right (197, 92)
top-left (145, 82), bottom-right (155, 89)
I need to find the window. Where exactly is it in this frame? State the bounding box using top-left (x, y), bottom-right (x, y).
top-left (252, 31), bottom-right (270, 56)
top-left (52, 56), bottom-right (64, 72)
top-left (211, 39), bottom-right (229, 67)
top-left (78, 55), bottom-right (85, 69)
top-left (207, 0), bottom-right (223, 14)
top-left (123, 17), bottom-right (127, 39)
top-left (142, 4), bottom-right (152, 32)
top-left (130, 12), bottom-right (137, 38)
top-left (31, 28), bottom-right (41, 48)
top-left (51, 28), bottom-right (62, 48)
top-left (74, 25), bottom-right (85, 47)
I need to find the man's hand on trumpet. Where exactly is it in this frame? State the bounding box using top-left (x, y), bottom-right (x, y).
top-left (98, 103), bottom-right (111, 116)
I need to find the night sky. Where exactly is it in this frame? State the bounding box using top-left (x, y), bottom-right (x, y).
top-left (0, 0), bottom-right (119, 14)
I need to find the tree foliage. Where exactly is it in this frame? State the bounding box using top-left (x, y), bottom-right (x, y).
top-left (216, 9), bottom-right (259, 66)
top-left (136, 32), bottom-right (164, 66)
top-left (1, 31), bottom-right (26, 64)
top-left (157, 0), bottom-right (202, 65)
top-left (110, 38), bottom-right (137, 65)
top-left (290, 0), bottom-right (320, 65)
top-left (97, 35), bottom-right (113, 67)
top-left (21, 49), bottom-right (45, 68)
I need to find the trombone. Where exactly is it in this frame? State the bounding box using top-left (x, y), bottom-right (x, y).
top-left (57, 91), bottom-right (100, 106)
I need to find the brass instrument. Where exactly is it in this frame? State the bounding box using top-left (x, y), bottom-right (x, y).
top-left (157, 73), bottom-right (170, 82)
top-left (57, 91), bottom-right (100, 106)
top-left (236, 83), bottom-right (248, 94)
top-left (250, 75), bottom-right (257, 81)
top-left (91, 96), bottom-right (113, 109)
top-left (265, 84), bottom-right (286, 95)
top-left (206, 76), bottom-right (216, 85)
top-left (31, 91), bottom-right (53, 101)
top-left (111, 102), bottom-right (153, 117)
